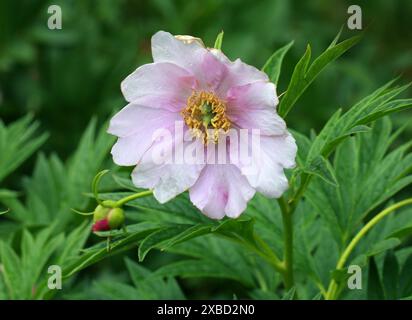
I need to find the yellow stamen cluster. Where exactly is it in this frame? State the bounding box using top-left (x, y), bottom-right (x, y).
top-left (181, 91), bottom-right (231, 143)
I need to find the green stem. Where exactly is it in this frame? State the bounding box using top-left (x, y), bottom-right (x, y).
top-left (114, 190), bottom-right (153, 207)
top-left (326, 198), bottom-right (412, 300)
top-left (254, 234), bottom-right (286, 274)
top-left (279, 196), bottom-right (294, 290)
top-left (0, 208), bottom-right (9, 215)
top-left (288, 173), bottom-right (311, 213)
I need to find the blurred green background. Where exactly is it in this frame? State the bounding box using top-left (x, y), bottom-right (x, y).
top-left (1, 0), bottom-right (412, 299)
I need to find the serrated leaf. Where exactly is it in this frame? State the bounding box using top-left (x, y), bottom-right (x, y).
top-left (138, 225), bottom-right (190, 261)
top-left (304, 155), bottom-right (338, 186)
top-left (324, 125), bottom-right (371, 155)
top-left (160, 224), bottom-right (213, 251)
top-left (306, 118), bottom-right (412, 248)
top-left (62, 222), bottom-right (161, 279)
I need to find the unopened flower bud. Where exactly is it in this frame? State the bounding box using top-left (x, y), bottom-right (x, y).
top-left (93, 204), bottom-right (110, 222)
top-left (92, 205), bottom-right (125, 232)
top-left (107, 208), bottom-right (125, 229)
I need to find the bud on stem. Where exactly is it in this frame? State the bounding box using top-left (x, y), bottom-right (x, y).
top-left (92, 204), bottom-right (125, 232)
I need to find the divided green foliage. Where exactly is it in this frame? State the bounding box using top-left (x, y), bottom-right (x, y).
top-left (58, 187), bottom-right (289, 298)
top-left (0, 222), bottom-right (90, 299)
top-left (0, 115), bottom-right (48, 182)
top-left (293, 80), bottom-right (412, 198)
top-left (66, 117), bottom-right (412, 300)
top-left (87, 258), bottom-right (185, 300)
top-left (1, 119), bottom-right (115, 227)
top-left (301, 118), bottom-right (412, 299)
top-left (306, 118), bottom-right (412, 248)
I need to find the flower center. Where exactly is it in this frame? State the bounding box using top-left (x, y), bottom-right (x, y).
top-left (181, 91), bottom-right (231, 143)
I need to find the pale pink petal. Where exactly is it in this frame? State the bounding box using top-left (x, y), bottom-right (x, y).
top-left (226, 81), bottom-right (285, 135)
top-left (132, 127), bottom-right (205, 203)
top-left (197, 51), bottom-right (228, 92)
top-left (108, 103), bottom-right (180, 165)
top-left (151, 31), bottom-right (206, 76)
top-left (152, 33), bottom-right (229, 93)
top-left (209, 48), bottom-right (269, 96)
top-left (189, 164), bottom-right (255, 219)
top-left (121, 62), bottom-right (195, 111)
top-left (234, 134), bottom-right (297, 198)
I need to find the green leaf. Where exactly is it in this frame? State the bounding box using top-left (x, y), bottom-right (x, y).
top-left (213, 30), bottom-right (224, 50)
top-left (356, 97), bottom-right (412, 125)
top-left (125, 257), bottom-right (151, 286)
top-left (367, 257), bottom-right (384, 300)
top-left (304, 155), bottom-right (338, 186)
top-left (112, 174), bottom-right (140, 192)
top-left (306, 118), bottom-right (412, 247)
top-left (262, 40), bottom-right (294, 85)
top-left (278, 44), bottom-right (311, 118)
top-left (366, 238), bottom-right (401, 257)
top-left (93, 281), bottom-right (142, 300)
top-left (160, 224), bottom-right (213, 251)
top-left (98, 192), bottom-right (209, 225)
top-left (383, 251), bottom-right (399, 299)
top-left (278, 33), bottom-right (361, 117)
top-left (0, 115), bottom-right (48, 182)
top-left (158, 236), bottom-right (258, 288)
top-left (138, 225), bottom-right (191, 261)
top-left (125, 258), bottom-right (185, 299)
top-left (399, 254), bottom-right (412, 297)
top-left (154, 259), bottom-right (250, 286)
top-left (282, 287), bottom-right (296, 300)
top-left (249, 289), bottom-right (279, 300)
top-left (312, 292), bottom-right (323, 300)
top-left (0, 241), bottom-right (21, 299)
top-left (213, 217), bottom-right (256, 243)
top-left (63, 222), bottom-right (161, 279)
top-left (324, 125), bottom-right (371, 155)
top-left (387, 225), bottom-right (412, 242)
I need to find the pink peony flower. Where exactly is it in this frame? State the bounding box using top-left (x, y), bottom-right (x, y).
top-left (108, 31), bottom-right (297, 219)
